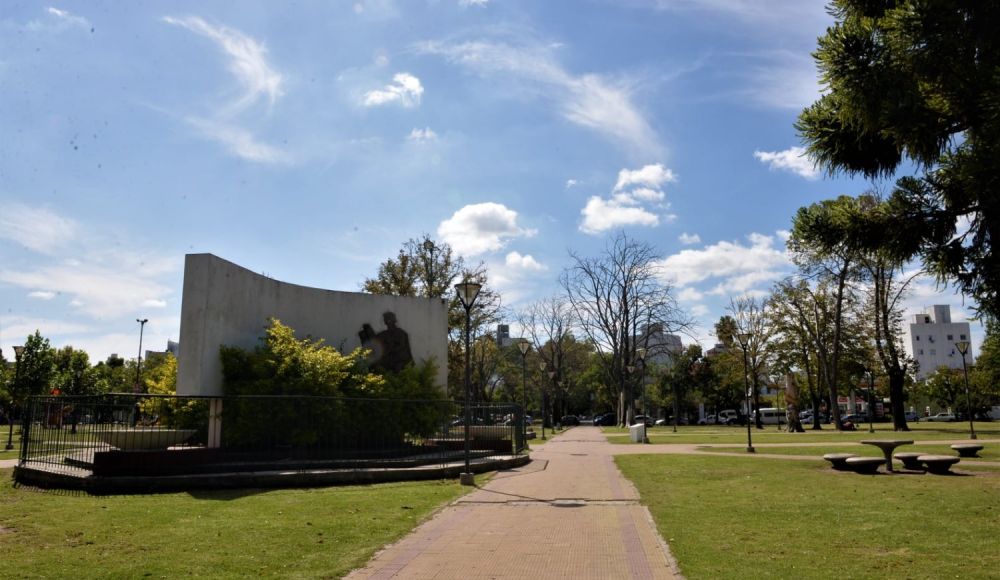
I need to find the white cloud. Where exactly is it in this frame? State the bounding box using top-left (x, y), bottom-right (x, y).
top-left (163, 16), bottom-right (283, 114)
top-left (579, 163), bottom-right (676, 234)
top-left (565, 179), bottom-right (578, 188)
top-left (438, 202), bottom-right (536, 256)
top-left (417, 39), bottom-right (661, 155)
top-left (690, 304), bottom-right (710, 317)
top-left (580, 196), bottom-right (659, 234)
top-left (0, 206), bottom-right (179, 320)
top-left (142, 299), bottom-right (168, 308)
top-left (1, 263), bottom-right (174, 319)
top-left (614, 163), bottom-right (676, 191)
top-left (679, 232), bottom-right (701, 245)
top-left (677, 287), bottom-right (703, 302)
top-left (407, 127), bottom-right (438, 142)
top-left (754, 146), bottom-right (819, 179)
top-left (505, 251), bottom-right (546, 271)
top-left (363, 73), bottom-right (423, 108)
top-left (186, 118), bottom-right (290, 163)
top-left (707, 270), bottom-right (785, 295)
top-left (0, 203), bottom-right (78, 255)
top-left (659, 232), bottom-right (791, 289)
top-left (26, 6), bottom-right (90, 32)
top-left (46, 7), bottom-right (90, 28)
top-left (459, 0), bottom-right (489, 6)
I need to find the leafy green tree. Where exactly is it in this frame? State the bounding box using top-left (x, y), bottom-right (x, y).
top-left (92, 354), bottom-right (128, 393)
top-left (797, 1), bottom-right (1000, 318)
top-left (919, 367), bottom-right (965, 415)
top-left (789, 198), bottom-right (864, 429)
top-left (971, 318), bottom-right (1000, 413)
top-left (52, 346), bottom-right (95, 396)
top-left (15, 331), bottom-right (56, 399)
top-left (657, 344), bottom-right (709, 429)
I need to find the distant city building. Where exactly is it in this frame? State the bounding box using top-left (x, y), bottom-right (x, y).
top-left (705, 342), bottom-right (728, 358)
top-left (146, 340), bottom-right (180, 363)
top-left (634, 324), bottom-right (684, 367)
top-left (907, 305), bottom-right (972, 380)
top-left (496, 324), bottom-right (514, 348)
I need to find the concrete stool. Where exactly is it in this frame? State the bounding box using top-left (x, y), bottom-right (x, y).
top-left (894, 452), bottom-right (925, 470)
top-left (845, 457), bottom-right (884, 474)
top-left (918, 455), bottom-right (960, 474)
top-left (950, 444), bottom-right (983, 458)
top-left (823, 453), bottom-right (858, 470)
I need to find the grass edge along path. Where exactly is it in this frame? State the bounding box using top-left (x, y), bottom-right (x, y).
top-left (616, 453), bottom-right (1000, 579)
top-left (603, 422), bottom-right (1000, 445)
top-left (0, 468), bottom-right (477, 578)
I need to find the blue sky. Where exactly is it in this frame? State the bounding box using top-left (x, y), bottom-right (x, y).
top-left (0, 0), bottom-right (983, 362)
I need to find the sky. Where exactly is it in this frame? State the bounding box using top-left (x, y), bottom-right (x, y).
top-left (0, 0), bottom-right (984, 364)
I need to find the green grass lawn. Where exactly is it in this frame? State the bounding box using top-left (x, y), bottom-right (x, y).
top-left (616, 453), bottom-right (1000, 579)
top-left (697, 443), bottom-right (999, 463)
top-left (604, 421), bottom-right (999, 445)
top-left (0, 469), bottom-right (475, 578)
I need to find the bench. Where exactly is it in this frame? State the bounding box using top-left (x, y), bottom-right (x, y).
top-left (823, 453), bottom-right (859, 470)
top-left (845, 456), bottom-right (884, 474)
top-left (893, 452), bottom-right (925, 470)
top-left (950, 444), bottom-right (984, 458)
top-left (918, 455), bottom-right (960, 475)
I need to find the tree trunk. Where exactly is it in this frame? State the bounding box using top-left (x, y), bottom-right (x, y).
top-left (889, 368), bottom-right (909, 431)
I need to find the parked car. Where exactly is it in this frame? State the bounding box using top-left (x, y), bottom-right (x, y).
top-left (698, 414), bottom-right (717, 425)
top-left (925, 412), bottom-right (956, 422)
top-left (632, 415), bottom-right (654, 427)
top-left (560, 415), bottom-right (580, 426)
top-left (717, 409), bottom-right (739, 424)
top-left (593, 413), bottom-right (617, 426)
top-left (904, 411), bottom-right (920, 422)
top-left (841, 413), bottom-right (868, 424)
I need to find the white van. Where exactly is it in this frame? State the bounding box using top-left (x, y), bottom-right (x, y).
top-left (754, 407), bottom-right (784, 425)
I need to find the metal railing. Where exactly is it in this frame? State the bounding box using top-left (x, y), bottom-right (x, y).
top-left (17, 394), bottom-right (526, 478)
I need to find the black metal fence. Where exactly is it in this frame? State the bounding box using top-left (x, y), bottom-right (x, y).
top-left (17, 394), bottom-right (526, 479)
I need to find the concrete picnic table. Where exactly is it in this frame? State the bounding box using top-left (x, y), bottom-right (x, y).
top-left (860, 439), bottom-right (913, 472)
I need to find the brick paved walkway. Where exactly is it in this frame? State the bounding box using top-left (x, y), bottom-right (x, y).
top-left (345, 426), bottom-right (679, 579)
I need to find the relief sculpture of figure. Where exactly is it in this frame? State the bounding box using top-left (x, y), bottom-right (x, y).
top-left (359, 311), bottom-right (414, 372)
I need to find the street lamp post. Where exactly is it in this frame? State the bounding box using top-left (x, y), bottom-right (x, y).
top-left (865, 370), bottom-right (875, 434)
top-left (5, 345), bottom-right (24, 450)
top-left (455, 280), bottom-right (482, 486)
top-left (135, 318), bottom-right (148, 393)
top-left (517, 339), bottom-right (531, 449)
top-left (547, 370), bottom-right (556, 432)
top-left (637, 348), bottom-right (650, 441)
top-left (955, 340), bottom-right (977, 440)
top-left (735, 333), bottom-right (755, 453)
top-left (538, 362), bottom-right (548, 439)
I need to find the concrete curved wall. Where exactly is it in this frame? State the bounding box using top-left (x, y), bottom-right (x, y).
top-left (177, 254), bottom-right (448, 396)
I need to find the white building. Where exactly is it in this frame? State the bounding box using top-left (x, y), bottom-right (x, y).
top-left (907, 305), bottom-right (973, 380)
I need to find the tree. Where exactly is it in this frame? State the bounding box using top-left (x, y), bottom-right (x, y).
top-left (728, 296), bottom-right (777, 429)
top-left (658, 344), bottom-right (708, 430)
top-left (789, 197), bottom-right (865, 429)
top-left (15, 331), bottom-right (56, 400)
top-left (919, 366), bottom-right (965, 415)
top-left (797, 1), bottom-right (1000, 319)
top-left (362, 235), bottom-right (464, 299)
top-left (561, 232), bottom-right (690, 426)
top-left (971, 318), bottom-right (1000, 413)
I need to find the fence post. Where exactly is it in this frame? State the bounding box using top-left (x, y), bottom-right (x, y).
top-left (208, 398), bottom-right (223, 448)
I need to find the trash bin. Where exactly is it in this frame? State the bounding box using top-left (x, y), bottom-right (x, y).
top-left (629, 423), bottom-right (646, 443)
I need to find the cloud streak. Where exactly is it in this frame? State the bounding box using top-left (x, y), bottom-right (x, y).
top-left (0, 203), bottom-right (79, 255)
top-left (363, 73), bottom-right (424, 108)
top-left (417, 38), bottom-right (661, 156)
top-left (163, 15), bottom-right (283, 114)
